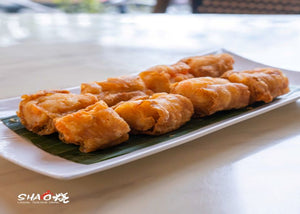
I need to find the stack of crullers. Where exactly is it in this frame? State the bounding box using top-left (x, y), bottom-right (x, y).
top-left (17, 53), bottom-right (290, 153)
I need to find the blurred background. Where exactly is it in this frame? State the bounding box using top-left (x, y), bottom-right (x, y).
top-left (1, 0), bottom-right (300, 14)
top-left (1, 0), bottom-right (300, 96)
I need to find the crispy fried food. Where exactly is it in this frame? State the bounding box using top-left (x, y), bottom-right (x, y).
top-left (55, 101), bottom-right (130, 153)
top-left (221, 68), bottom-right (290, 103)
top-left (17, 90), bottom-right (98, 135)
top-left (170, 77), bottom-right (250, 117)
top-left (139, 62), bottom-right (193, 93)
top-left (139, 54), bottom-right (234, 93)
top-left (180, 53), bottom-right (234, 77)
top-left (81, 75), bottom-right (152, 106)
top-left (113, 93), bottom-right (194, 135)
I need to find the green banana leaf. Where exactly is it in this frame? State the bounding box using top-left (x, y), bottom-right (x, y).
top-left (1, 101), bottom-right (268, 165)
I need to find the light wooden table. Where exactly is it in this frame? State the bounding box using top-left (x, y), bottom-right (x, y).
top-left (0, 14), bottom-right (300, 214)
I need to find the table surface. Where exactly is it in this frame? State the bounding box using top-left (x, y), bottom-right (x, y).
top-left (0, 13), bottom-right (300, 214)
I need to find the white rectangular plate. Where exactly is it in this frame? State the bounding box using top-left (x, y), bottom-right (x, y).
top-left (0, 49), bottom-right (299, 180)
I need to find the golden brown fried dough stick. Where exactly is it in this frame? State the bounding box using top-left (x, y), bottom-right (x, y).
top-left (139, 62), bottom-right (193, 93)
top-left (170, 77), bottom-right (250, 117)
top-left (221, 68), bottom-right (290, 103)
top-left (114, 93), bottom-right (194, 135)
top-left (81, 75), bottom-right (152, 106)
top-left (180, 53), bottom-right (234, 77)
top-left (139, 54), bottom-right (234, 93)
top-left (17, 90), bottom-right (98, 135)
top-left (55, 101), bottom-right (130, 153)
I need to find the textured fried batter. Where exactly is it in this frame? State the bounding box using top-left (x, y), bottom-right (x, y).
top-left (81, 75), bottom-right (152, 106)
top-left (180, 53), bottom-right (234, 77)
top-left (17, 90), bottom-right (98, 135)
top-left (139, 62), bottom-right (193, 93)
top-left (55, 101), bottom-right (130, 153)
top-left (221, 68), bottom-right (290, 103)
top-left (114, 93), bottom-right (194, 135)
top-left (170, 77), bottom-right (250, 117)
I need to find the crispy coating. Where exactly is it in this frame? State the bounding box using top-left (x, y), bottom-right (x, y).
top-left (139, 62), bottom-right (193, 93)
top-left (81, 75), bottom-right (152, 106)
top-left (55, 101), bottom-right (130, 153)
top-left (114, 93), bottom-right (194, 135)
top-left (170, 77), bottom-right (250, 117)
top-left (17, 90), bottom-right (98, 135)
top-left (221, 68), bottom-right (290, 103)
top-left (180, 53), bottom-right (234, 77)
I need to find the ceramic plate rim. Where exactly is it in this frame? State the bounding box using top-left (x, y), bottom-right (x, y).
top-left (0, 48), bottom-right (299, 180)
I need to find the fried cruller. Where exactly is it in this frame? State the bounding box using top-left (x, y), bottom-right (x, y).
top-left (113, 93), bottom-right (194, 135)
top-left (180, 53), bottom-right (235, 78)
top-left (81, 75), bottom-right (152, 106)
top-left (221, 68), bottom-right (290, 103)
top-left (139, 62), bottom-right (193, 93)
top-left (139, 53), bottom-right (235, 93)
top-left (55, 101), bottom-right (130, 153)
top-left (17, 90), bottom-right (98, 135)
top-left (170, 77), bottom-right (250, 117)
